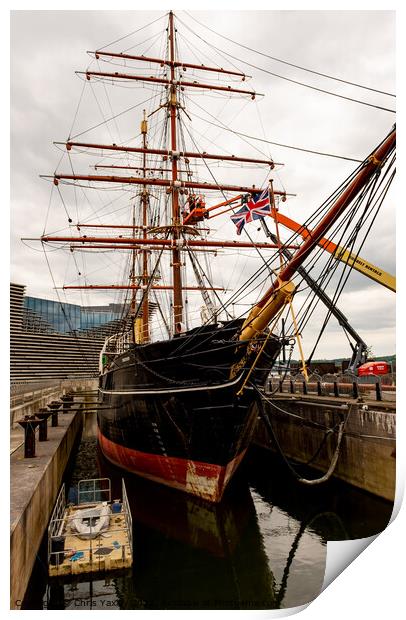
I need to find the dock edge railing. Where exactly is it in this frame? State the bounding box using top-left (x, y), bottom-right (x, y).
top-left (266, 372), bottom-right (396, 402)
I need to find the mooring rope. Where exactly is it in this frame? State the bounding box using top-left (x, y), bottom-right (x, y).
top-left (252, 384), bottom-right (352, 485)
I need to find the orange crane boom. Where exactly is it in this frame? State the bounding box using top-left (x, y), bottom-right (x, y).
top-left (205, 195), bottom-right (395, 292)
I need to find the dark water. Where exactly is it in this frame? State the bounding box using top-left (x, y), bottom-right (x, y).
top-left (23, 413), bottom-right (393, 610)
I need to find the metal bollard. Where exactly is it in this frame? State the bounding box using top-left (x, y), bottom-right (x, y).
top-left (317, 380), bottom-right (322, 396)
top-left (279, 379), bottom-right (283, 393)
top-left (375, 380), bottom-right (382, 401)
top-left (302, 380), bottom-right (308, 395)
top-left (17, 416), bottom-right (41, 458)
top-left (48, 401), bottom-right (62, 427)
top-left (352, 381), bottom-right (359, 399)
top-left (333, 381), bottom-right (339, 398)
top-left (36, 408), bottom-right (53, 441)
top-left (61, 394), bottom-right (74, 412)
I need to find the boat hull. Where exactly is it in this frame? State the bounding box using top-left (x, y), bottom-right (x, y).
top-left (98, 428), bottom-right (248, 502)
top-left (97, 321), bottom-right (281, 502)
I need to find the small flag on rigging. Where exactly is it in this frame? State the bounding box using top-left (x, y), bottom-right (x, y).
top-left (230, 189), bottom-right (271, 235)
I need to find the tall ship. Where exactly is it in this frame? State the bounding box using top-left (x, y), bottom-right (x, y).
top-left (36, 11), bottom-right (396, 502)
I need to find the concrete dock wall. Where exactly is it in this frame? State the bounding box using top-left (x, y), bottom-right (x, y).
top-left (10, 386), bottom-right (65, 428)
top-left (253, 394), bottom-right (396, 501)
top-left (10, 410), bottom-right (83, 609)
top-left (10, 379), bottom-right (98, 428)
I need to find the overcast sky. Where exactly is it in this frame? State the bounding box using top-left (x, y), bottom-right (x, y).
top-left (10, 8), bottom-right (396, 358)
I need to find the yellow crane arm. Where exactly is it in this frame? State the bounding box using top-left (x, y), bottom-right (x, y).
top-left (331, 244), bottom-right (395, 292)
top-left (269, 210), bottom-right (395, 292)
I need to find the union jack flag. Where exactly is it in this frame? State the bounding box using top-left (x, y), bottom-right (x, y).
top-left (230, 189), bottom-right (271, 235)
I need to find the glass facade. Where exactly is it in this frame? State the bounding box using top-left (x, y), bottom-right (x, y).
top-left (23, 296), bottom-right (124, 334)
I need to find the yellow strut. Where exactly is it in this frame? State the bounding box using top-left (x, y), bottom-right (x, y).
top-left (133, 317), bottom-right (143, 344)
top-left (236, 308), bottom-right (286, 396)
top-left (289, 300), bottom-right (308, 381)
top-left (239, 278), bottom-right (295, 342)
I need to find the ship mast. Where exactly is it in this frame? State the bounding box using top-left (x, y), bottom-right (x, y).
top-left (34, 13), bottom-right (396, 364)
top-left (129, 111), bottom-right (150, 343)
top-left (140, 110), bottom-right (150, 342)
top-left (40, 10), bottom-right (292, 336)
top-left (129, 196), bottom-right (139, 340)
top-left (168, 11), bottom-right (183, 333)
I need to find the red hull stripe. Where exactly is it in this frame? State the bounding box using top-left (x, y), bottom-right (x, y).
top-left (98, 430), bottom-right (246, 502)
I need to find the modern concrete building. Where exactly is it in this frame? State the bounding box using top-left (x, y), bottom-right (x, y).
top-left (10, 283), bottom-right (129, 383)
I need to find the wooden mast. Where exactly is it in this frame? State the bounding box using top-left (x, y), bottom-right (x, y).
top-left (140, 110), bottom-right (150, 343)
top-left (39, 11), bottom-right (294, 336)
top-left (169, 10), bottom-right (183, 333)
top-left (130, 112), bottom-right (150, 344)
top-left (130, 192), bottom-right (137, 334)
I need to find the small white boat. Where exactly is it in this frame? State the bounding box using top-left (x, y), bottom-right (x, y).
top-left (70, 501), bottom-right (111, 540)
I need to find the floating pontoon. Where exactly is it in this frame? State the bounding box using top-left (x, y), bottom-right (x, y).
top-left (48, 478), bottom-right (132, 577)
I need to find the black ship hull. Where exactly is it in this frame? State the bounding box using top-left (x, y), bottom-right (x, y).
top-left (98, 320), bottom-right (281, 501)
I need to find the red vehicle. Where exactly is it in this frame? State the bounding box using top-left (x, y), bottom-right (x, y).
top-left (358, 361), bottom-right (390, 376)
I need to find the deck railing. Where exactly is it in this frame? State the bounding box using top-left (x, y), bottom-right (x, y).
top-left (99, 332), bottom-right (132, 373)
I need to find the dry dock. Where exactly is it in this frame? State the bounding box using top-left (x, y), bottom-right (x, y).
top-left (9, 385), bottom-right (96, 609)
top-left (11, 376), bottom-right (395, 608)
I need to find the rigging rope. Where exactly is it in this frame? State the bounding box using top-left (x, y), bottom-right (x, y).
top-left (304, 162), bottom-right (395, 364)
top-left (176, 15), bottom-right (396, 114)
top-left (97, 13), bottom-right (168, 51)
top-left (183, 10), bottom-right (395, 98)
top-left (292, 152), bottom-right (394, 342)
top-left (186, 104), bottom-right (364, 163)
top-left (42, 13), bottom-right (395, 362)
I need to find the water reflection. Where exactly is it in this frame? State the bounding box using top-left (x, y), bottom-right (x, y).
top-left (246, 447), bottom-right (393, 540)
top-left (45, 442), bottom-right (325, 608)
top-left (99, 451), bottom-right (279, 609)
top-left (23, 413), bottom-right (393, 610)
